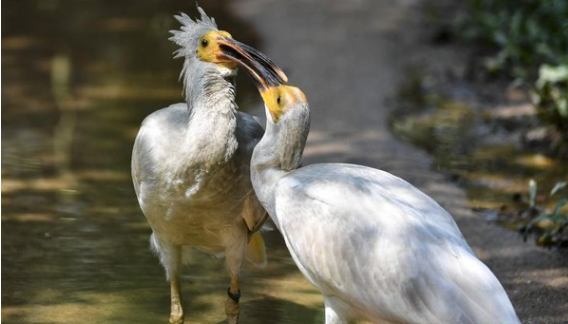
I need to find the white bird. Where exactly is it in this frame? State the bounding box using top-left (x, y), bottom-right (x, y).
top-left (131, 8), bottom-right (286, 324)
top-left (199, 41), bottom-right (522, 324)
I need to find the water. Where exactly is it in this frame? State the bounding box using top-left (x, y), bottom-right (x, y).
top-left (2, 1), bottom-right (323, 323)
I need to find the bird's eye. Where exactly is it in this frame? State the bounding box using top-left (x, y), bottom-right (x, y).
top-left (201, 38), bottom-right (209, 48)
top-left (276, 95), bottom-right (281, 105)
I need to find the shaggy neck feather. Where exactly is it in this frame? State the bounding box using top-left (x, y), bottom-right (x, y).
top-left (181, 60), bottom-right (239, 169)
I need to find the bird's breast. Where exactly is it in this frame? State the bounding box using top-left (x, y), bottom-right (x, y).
top-left (141, 159), bottom-right (247, 224)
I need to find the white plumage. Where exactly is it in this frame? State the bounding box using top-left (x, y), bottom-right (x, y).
top-left (245, 82), bottom-right (522, 324)
top-left (270, 163), bottom-right (520, 324)
top-left (131, 8), bottom-right (279, 324)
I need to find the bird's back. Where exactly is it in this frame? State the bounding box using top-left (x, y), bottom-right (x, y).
top-left (273, 163), bottom-right (520, 324)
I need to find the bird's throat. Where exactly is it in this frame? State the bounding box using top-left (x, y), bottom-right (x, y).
top-left (184, 77), bottom-right (239, 166)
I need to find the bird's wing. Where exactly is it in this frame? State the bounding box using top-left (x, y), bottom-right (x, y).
top-left (235, 111), bottom-right (264, 155)
top-left (273, 163), bottom-right (519, 324)
top-left (235, 111), bottom-right (268, 232)
top-left (131, 134), bottom-right (142, 197)
top-left (131, 103), bottom-right (189, 213)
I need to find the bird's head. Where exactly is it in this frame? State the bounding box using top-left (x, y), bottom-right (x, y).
top-left (195, 30), bottom-right (238, 71)
top-left (244, 72), bottom-right (310, 172)
top-left (171, 6), bottom-right (288, 82)
top-left (234, 59), bottom-right (307, 125)
top-left (170, 6), bottom-right (289, 108)
top-left (195, 29), bottom-right (288, 85)
top-left (169, 7), bottom-right (236, 80)
top-left (257, 84), bottom-right (308, 124)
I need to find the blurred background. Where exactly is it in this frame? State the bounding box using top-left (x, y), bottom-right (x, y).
top-left (2, 0), bottom-right (567, 323)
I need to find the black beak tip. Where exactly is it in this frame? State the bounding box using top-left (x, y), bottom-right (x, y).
top-left (219, 38), bottom-right (287, 86)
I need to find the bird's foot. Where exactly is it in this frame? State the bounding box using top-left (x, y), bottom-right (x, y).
top-left (169, 300), bottom-right (184, 324)
top-left (225, 292), bottom-right (240, 324)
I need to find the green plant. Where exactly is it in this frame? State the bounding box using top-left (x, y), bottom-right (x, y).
top-left (523, 180), bottom-right (568, 247)
top-left (458, 0), bottom-right (568, 153)
top-left (532, 64), bottom-right (568, 140)
top-left (458, 0), bottom-right (568, 79)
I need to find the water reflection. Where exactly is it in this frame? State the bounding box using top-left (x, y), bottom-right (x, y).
top-left (2, 1), bottom-right (322, 323)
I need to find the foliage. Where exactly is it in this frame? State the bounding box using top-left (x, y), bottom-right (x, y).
top-left (523, 180), bottom-right (568, 247)
top-left (457, 0), bottom-right (568, 152)
top-left (531, 64), bottom-right (568, 142)
top-left (457, 0), bottom-right (568, 78)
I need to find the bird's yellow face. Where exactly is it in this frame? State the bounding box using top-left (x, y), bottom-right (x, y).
top-left (196, 30), bottom-right (238, 70)
top-left (260, 85), bottom-right (307, 123)
top-left (196, 31), bottom-right (288, 87)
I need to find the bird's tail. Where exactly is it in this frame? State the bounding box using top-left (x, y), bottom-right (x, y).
top-left (246, 231), bottom-right (267, 267)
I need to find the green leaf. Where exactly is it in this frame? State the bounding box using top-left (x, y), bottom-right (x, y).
top-left (537, 65), bottom-right (568, 88)
top-left (551, 181), bottom-right (567, 195)
top-left (552, 197), bottom-right (568, 216)
top-left (530, 213), bottom-right (552, 225)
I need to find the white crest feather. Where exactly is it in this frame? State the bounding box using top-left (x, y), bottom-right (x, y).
top-left (169, 6), bottom-right (218, 59)
top-left (168, 6), bottom-right (220, 100)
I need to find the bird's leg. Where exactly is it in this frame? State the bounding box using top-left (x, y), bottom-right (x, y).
top-left (224, 234), bottom-right (246, 324)
top-left (161, 242), bottom-right (183, 324)
top-left (170, 275), bottom-right (184, 324)
top-left (225, 273), bottom-right (240, 324)
top-left (150, 234), bottom-right (184, 324)
top-left (324, 298), bottom-right (347, 324)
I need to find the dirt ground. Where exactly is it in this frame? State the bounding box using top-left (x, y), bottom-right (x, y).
top-left (233, 0), bottom-right (568, 323)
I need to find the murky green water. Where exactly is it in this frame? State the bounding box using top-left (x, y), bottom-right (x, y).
top-left (2, 2), bottom-right (323, 323)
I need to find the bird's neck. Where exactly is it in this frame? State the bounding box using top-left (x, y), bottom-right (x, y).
top-left (250, 134), bottom-right (285, 216)
top-left (183, 70), bottom-right (239, 167)
top-left (250, 114), bottom-right (309, 216)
